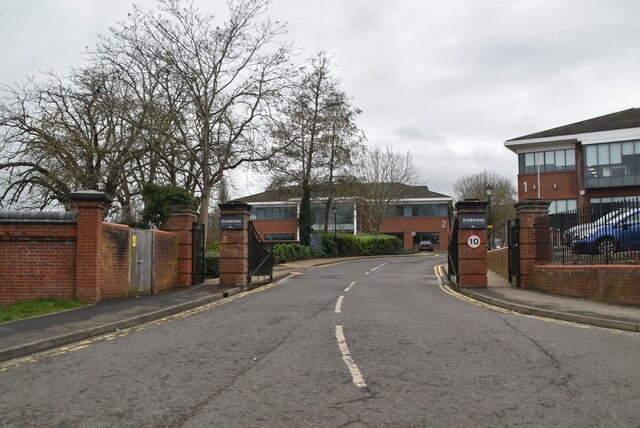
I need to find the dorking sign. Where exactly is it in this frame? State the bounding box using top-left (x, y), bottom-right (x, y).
top-left (459, 214), bottom-right (487, 229)
top-left (219, 215), bottom-right (244, 230)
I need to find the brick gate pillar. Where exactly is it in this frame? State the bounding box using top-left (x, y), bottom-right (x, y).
top-left (218, 202), bottom-right (252, 289)
top-left (456, 200), bottom-right (489, 288)
top-left (515, 199), bottom-right (550, 289)
top-left (164, 206), bottom-right (199, 287)
top-left (70, 190), bottom-right (113, 303)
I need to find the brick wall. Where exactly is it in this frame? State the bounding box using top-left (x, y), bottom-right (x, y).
top-left (488, 247), bottom-right (509, 281)
top-left (1, 200), bottom-right (190, 304)
top-left (530, 265), bottom-right (640, 306)
top-left (153, 230), bottom-right (179, 293)
top-left (101, 223), bottom-right (130, 298)
top-left (0, 223), bottom-right (77, 305)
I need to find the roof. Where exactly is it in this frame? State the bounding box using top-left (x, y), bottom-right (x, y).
top-left (235, 183), bottom-right (451, 204)
top-left (507, 108), bottom-right (640, 142)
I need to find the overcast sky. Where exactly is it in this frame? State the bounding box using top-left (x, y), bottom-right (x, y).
top-left (1, 0), bottom-right (639, 199)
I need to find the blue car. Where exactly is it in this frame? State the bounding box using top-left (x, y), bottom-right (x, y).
top-left (571, 209), bottom-right (640, 255)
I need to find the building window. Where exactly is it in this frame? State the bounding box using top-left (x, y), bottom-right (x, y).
top-left (584, 140), bottom-right (640, 188)
top-left (519, 149), bottom-right (576, 173)
top-left (311, 203), bottom-right (355, 233)
top-left (263, 233), bottom-right (296, 241)
top-left (251, 206), bottom-right (297, 221)
top-left (548, 199), bottom-right (577, 214)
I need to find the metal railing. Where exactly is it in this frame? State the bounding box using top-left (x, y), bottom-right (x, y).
top-left (535, 198), bottom-right (640, 264)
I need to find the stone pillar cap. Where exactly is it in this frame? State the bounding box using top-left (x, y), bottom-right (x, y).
top-left (69, 190), bottom-right (114, 203)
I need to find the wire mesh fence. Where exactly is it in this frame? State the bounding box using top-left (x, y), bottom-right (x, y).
top-left (535, 198), bottom-right (640, 264)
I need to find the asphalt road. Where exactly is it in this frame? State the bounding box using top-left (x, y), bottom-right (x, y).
top-left (1, 254), bottom-right (639, 427)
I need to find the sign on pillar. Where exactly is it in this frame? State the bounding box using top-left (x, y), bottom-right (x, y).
top-left (218, 202), bottom-right (252, 289)
top-left (455, 200), bottom-right (489, 288)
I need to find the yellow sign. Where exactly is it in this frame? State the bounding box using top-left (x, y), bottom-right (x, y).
top-left (132, 235), bottom-right (137, 247)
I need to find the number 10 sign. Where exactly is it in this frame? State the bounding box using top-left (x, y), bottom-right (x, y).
top-left (467, 234), bottom-right (482, 249)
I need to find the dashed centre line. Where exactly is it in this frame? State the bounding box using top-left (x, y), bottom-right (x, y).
top-left (335, 325), bottom-right (366, 388)
top-left (344, 281), bottom-right (356, 293)
top-left (335, 295), bottom-right (344, 313)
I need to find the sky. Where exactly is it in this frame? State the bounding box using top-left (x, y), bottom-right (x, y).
top-left (1, 0), bottom-right (639, 199)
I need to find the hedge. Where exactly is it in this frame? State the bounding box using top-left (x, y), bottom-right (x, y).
top-left (204, 252), bottom-right (220, 278)
top-left (272, 233), bottom-right (402, 264)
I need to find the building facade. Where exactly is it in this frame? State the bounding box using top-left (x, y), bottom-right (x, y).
top-left (236, 185), bottom-right (453, 251)
top-left (505, 108), bottom-right (640, 213)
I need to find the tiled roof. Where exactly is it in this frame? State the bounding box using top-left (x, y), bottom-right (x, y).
top-left (235, 183), bottom-right (450, 203)
top-left (507, 108), bottom-right (640, 142)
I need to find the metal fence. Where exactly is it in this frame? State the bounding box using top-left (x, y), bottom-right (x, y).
top-left (447, 218), bottom-right (459, 284)
top-left (535, 198), bottom-right (640, 264)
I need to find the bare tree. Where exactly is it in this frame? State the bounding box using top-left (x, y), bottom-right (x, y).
top-left (452, 169), bottom-right (517, 240)
top-left (95, 0), bottom-right (294, 227)
top-left (355, 145), bottom-right (419, 233)
top-left (266, 52), bottom-right (363, 243)
top-left (0, 66), bottom-right (147, 218)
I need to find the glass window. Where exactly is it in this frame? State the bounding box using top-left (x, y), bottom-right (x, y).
top-left (622, 142), bottom-right (634, 155)
top-left (544, 151), bottom-right (555, 171)
top-left (555, 150), bottom-right (566, 169)
top-left (567, 200), bottom-right (577, 211)
top-left (524, 153), bottom-right (535, 173)
top-left (390, 205), bottom-right (403, 217)
top-left (585, 145), bottom-right (597, 167)
top-left (597, 144), bottom-right (609, 164)
top-left (535, 152), bottom-right (544, 170)
top-left (566, 149), bottom-right (576, 168)
top-left (610, 143), bottom-right (622, 164)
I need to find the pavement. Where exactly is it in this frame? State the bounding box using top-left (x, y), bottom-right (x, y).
top-left (1, 255), bottom-right (639, 363)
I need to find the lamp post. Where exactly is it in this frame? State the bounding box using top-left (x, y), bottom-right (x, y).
top-left (333, 206), bottom-right (338, 236)
top-left (485, 184), bottom-right (493, 247)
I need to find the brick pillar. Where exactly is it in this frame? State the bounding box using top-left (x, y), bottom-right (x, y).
top-left (218, 202), bottom-right (252, 289)
top-left (164, 206), bottom-right (198, 287)
top-left (456, 201), bottom-right (489, 288)
top-left (70, 190), bottom-right (113, 303)
top-left (515, 199), bottom-right (550, 288)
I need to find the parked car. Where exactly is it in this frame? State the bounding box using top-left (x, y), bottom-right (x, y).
top-left (419, 240), bottom-right (434, 252)
top-left (564, 209), bottom-right (625, 245)
top-left (571, 209), bottom-right (640, 255)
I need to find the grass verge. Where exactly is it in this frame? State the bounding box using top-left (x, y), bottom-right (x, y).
top-left (0, 298), bottom-right (88, 324)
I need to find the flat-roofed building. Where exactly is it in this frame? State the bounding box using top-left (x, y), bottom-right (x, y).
top-left (505, 108), bottom-right (640, 213)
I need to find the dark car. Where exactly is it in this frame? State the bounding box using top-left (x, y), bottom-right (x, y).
top-left (419, 240), bottom-right (434, 252)
top-left (571, 209), bottom-right (640, 255)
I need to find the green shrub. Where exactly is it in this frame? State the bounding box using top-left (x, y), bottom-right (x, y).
top-left (204, 253), bottom-right (220, 278)
top-left (141, 183), bottom-right (199, 228)
top-left (273, 243), bottom-right (324, 264)
top-left (335, 233), bottom-right (401, 256)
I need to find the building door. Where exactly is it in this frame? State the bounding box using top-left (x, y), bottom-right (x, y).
top-left (129, 229), bottom-right (153, 295)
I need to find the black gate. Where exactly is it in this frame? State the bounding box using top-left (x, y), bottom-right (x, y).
top-left (507, 218), bottom-right (520, 286)
top-left (447, 218), bottom-right (459, 285)
top-left (249, 221), bottom-right (273, 283)
top-left (192, 222), bottom-right (205, 284)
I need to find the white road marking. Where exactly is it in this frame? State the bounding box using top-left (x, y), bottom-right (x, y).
top-left (365, 271), bottom-right (370, 275)
top-left (335, 295), bottom-right (344, 313)
top-left (371, 267), bottom-right (379, 272)
top-left (380, 262), bottom-right (387, 267)
top-left (344, 281), bottom-right (356, 292)
top-left (335, 325), bottom-right (366, 388)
